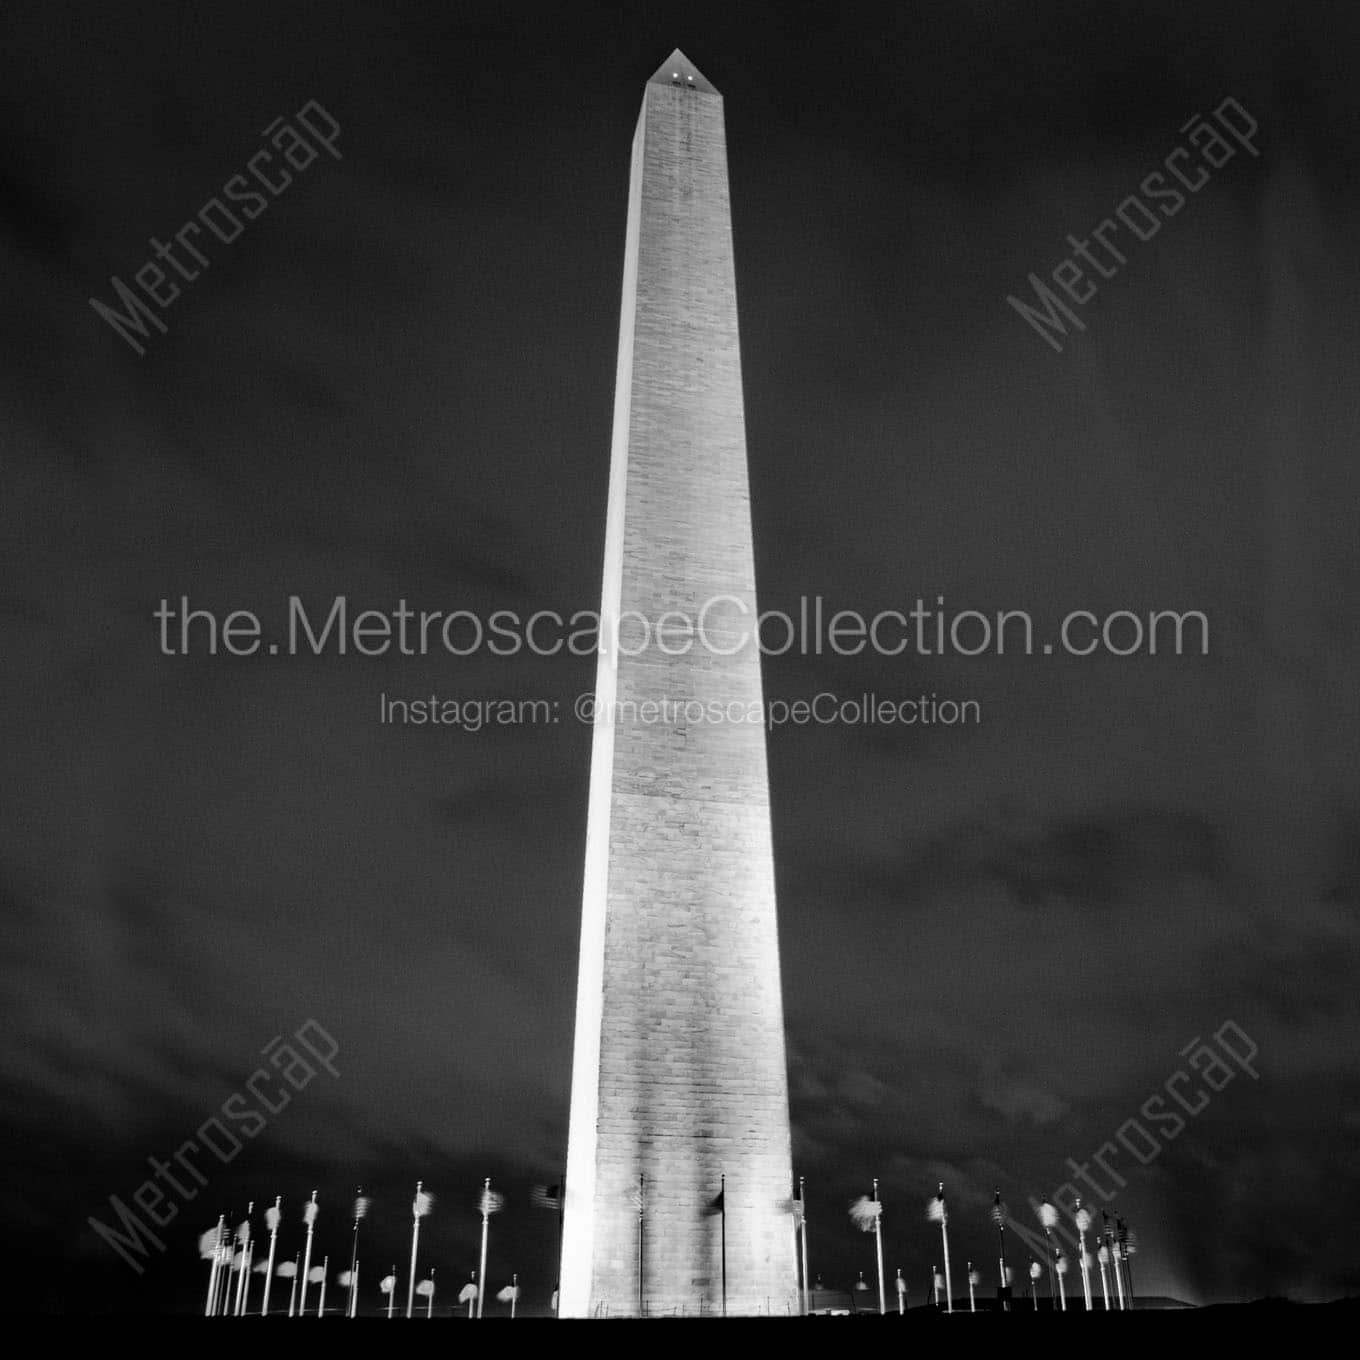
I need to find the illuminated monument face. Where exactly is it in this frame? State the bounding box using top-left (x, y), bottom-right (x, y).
top-left (560, 50), bottom-right (798, 1318)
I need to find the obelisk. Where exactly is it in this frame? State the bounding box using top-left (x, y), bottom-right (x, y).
top-left (561, 50), bottom-right (797, 1319)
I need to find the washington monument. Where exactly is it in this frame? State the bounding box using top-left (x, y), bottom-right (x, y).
top-left (560, 50), bottom-right (798, 1318)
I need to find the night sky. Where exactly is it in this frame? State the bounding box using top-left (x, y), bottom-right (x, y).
top-left (3, 0), bottom-right (1359, 1314)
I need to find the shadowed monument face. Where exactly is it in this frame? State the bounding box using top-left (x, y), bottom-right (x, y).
top-left (559, 49), bottom-right (799, 1318)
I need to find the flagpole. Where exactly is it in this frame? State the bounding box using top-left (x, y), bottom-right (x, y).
top-left (239, 1240), bottom-right (254, 1315)
top-left (556, 1173), bottom-right (565, 1318)
top-left (1075, 1201), bottom-right (1093, 1310)
top-left (288, 1254), bottom-right (300, 1316)
top-left (478, 1179), bottom-right (493, 1319)
top-left (261, 1197), bottom-right (280, 1316)
top-left (637, 1173), bottom-right (645, 1318)
top-left (967, 1262), bottom-right (978, 1313)
top-left (872, 1178), bottom-right (885, 1316)
top-left (348, 1188), bottom-right (365, 1321)
top-left (350, 1261), bottom-right (359, 1318)
top-left (299, 1190), bottom-right (318, 1316)
top-left (938, 1182), bottom-right (953, 1312)
top-left (992, 1190), bottom-right (1010, 1310)
top-left (387, 1265), bottom-right (397, 1319)
top-left (1118, 1216), bottom-right (1136, 1308)
top-left (205, 1214), bottom-right (225, 1316)
top-left (799, 1176), bottom-right (810, 1317)
top-left (317, 1255), bottom-right (328, 1317)
top-left (895, 1268), bottom-right (904, 1315)
top-left (408, 1181), bottom-right (426, 1319)
top-left (1097, 1245), bottom-right (1110, 1308)
top-left (1103, 1212), bottom-right (1125, 1310)
top-left (718, 1173), bottom-right (727, 1318)
top-left (427, 1268), bottom-right (436, 1319)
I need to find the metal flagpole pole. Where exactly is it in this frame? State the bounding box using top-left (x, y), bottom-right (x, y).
top-left (233, 1207), bottom-right (251, 1317)
top-left (1075, 1201), bottom-right (1093, 1310)
top-left (895, 1268), bottom-right (905, 1315)
top-left (1118, 1216), bottom-right (1135, 1308)
top-left (299, 1191), bottom-right (318, 1316)
top-left (511, 1273), bottom-right (518, 1319)
top-left (387, 1265), bottom-right (397, 1319)
top-left (427, 1268), bottom-right (436, 1319)
top-left (350, 1262), bottom-right (359, 1317)
top-left (262, 1198), bottom-right (280, 1316)
top-left (967, 1262), bottom-right (978, 1313)
top-left (799, 1176), bottom-right (810, 1317)
top-left (938, 1183), bottom-right (953, 1312)
top-left (239, 1239), bottom-right (254, 1316)
top-left (991, 1190), bottom-right (1010, 1310)
top-left (478, 1180), bottom-right (492, 1319)
top-left (408, 1182), bottom-right (426, 1319)
top-left (205, 1215), bottom-right (225, 1316)
top-left (872, 1179), bottom-right (885, 1316)
top-left (637, 1174), bottom-right (645, 1318)
top-left (1097, 1245), bottom-right (1110, 1308)
top-left (720, 1173), bottom-right (727, 1318)
top-left (288, 1254), bottom-right (299, 1316)
top-left (317, 1255), bottom-right (328, 1317)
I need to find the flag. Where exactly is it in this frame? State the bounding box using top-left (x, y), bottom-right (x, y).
top-left (413, 1188), bottom-right (433, 1218)
top-left (530, 1184), bottom-right (561, 1211)
top-left (458, 1282), bottom-right (479, 1304)
top-left (198, 1228), bottom-right (220, 1260)
top-left (479, 1186), bottom-right (505, 1217)
top-left (928, 1191), bottom-right (947, 1224)
top-left (416, 1279), bottom-right (435, 1297)
top-left (353, 1195), bottom-right (371, 1221)
top-left (308, 1266), bottom-right (325, 1284)
top-left (989, 1197), bottom-right (1007, 1226)
top-left (497, 1284), bottom-right (520, 1302)
top-left (849, 1196), bottom-right (881, 1231)
top-left (265, 1203), bottom-right (281, 1231)
top-left (379, 1275), bottom-right (396, 1295)
top-left (338, 1270), bottom-right (354, 1287)
top-left (705, 1187), bottom-right (725, 1216)
top-left (1038, 1201), bottom-right (1058, 1230)
top-left (276, 1261), bottom-right (297, 1278)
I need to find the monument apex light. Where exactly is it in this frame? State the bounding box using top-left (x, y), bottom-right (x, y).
top-left (560, 49), bottom-right (798, 1319)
